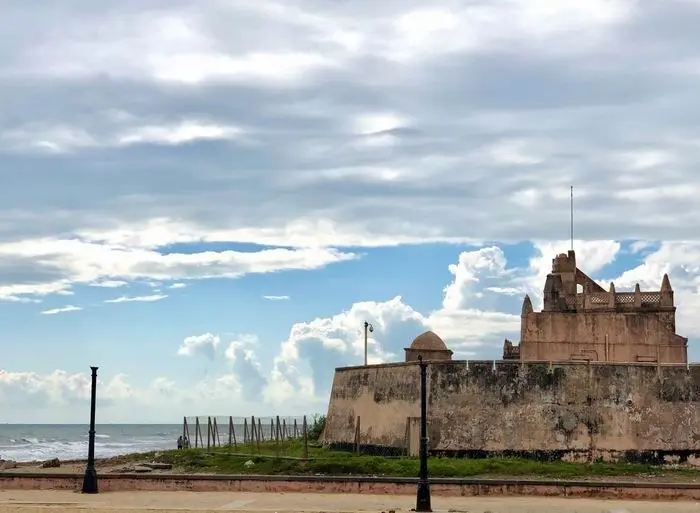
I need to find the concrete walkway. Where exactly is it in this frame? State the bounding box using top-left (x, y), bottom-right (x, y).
top-left (0, 490), bottom-right (699, 512)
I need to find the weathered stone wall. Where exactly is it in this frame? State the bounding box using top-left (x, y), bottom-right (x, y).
top-left (520, 311), bottom-right (686, 363)
top-left (324, 360), bottom-right (700, 462)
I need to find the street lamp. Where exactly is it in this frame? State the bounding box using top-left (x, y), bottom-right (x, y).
top-left (363, 321), bottom-right (373, 366)
top-left (82, 366), bottom-right (99, 494)
top-left (415, 355), bottom-right (431, 511)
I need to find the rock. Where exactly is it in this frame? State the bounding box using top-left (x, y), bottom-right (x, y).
top-left (133, 466), bottom-right (153, 473)
top-left (0, 460), bottom-right (17, 470)
top-left (109, 467), bottom-right (133, 473)
top-left (244, 459), bottom-right (255, 468)
top-left (41, 458), bottom-right (60, 469)
top-left (144, 462), bottom-right (172, 470)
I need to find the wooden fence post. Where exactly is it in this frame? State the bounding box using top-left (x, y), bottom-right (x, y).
top-left (194, 417), bottom-right (201, 448)
top-left (303, 415), bottom-right (308, 459)
top-left (207, 416), bottom-right (211, 452)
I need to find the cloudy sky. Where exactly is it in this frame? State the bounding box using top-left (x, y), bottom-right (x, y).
top-left (2, 0), bottom-right (700, 423)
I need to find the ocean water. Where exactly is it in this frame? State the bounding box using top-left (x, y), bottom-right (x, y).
top-left (0, 424), bottom-right (182, 462)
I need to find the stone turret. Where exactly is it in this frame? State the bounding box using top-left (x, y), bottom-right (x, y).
top-left (660, 273), bottom-right (674, 307)
top-left (543, 273), bottom-right (565, 311)
top-left (521, 294), bottom-right (532, 342)
top-left (608, 282), bottom-right (616, 308)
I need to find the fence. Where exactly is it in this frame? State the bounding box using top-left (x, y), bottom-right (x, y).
top-left (182, 415), bottom-right (313, 458)
top-left (183, 415), bottom-right (412, 458)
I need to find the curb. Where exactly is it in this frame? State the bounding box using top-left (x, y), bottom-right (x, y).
top-left (1, 473), bottom-right (700, 499)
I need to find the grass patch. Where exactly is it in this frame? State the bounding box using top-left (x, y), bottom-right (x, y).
top-left (120, 441), bottom-right (700, 479)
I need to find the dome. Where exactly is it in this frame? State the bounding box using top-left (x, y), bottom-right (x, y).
top-left (409, 331), bottom-right (447, 351)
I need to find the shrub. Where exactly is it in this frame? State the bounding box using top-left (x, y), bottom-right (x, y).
top-left (307, 414), bottom-right (326, 441)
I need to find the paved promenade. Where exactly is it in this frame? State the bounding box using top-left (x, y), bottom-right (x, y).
top-left (0, 490), bottom-right (698, 512)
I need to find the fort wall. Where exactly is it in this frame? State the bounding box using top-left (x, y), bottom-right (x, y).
top-left (324, 360), bottom-right (700, 462)
top-left (520, 311), bottom-right (686, 363)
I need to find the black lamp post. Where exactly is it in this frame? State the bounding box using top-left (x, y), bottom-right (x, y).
top-left (415, 355), bottom-right (432, 512)
top-left (82, 366), bottom-right (99, 494)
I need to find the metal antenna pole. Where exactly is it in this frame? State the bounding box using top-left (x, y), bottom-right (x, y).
top-left (570, 185), bottom-right (574, 251)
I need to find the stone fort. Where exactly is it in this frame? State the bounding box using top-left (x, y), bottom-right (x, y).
top-left (323, 250), bottom-right (700, 462)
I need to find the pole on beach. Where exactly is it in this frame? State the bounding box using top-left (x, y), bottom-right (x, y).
top-left (82, 366), bottom-right (99, 494)
top-left (415, 356), bottom-right (432, 512)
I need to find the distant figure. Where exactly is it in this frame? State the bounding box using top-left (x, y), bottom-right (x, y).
top-left (177, 436), bottom-right (183, 450)
top-left (184, 436), bottom-right (190, 449)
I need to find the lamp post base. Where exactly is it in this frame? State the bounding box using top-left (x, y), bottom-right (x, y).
top-left (82, 467), bottom-right (98, 494)
top-left (416, 480), bottom-right (432, 512)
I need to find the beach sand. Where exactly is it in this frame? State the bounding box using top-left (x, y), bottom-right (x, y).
top-left (0, 490), bottom-right (698, 513)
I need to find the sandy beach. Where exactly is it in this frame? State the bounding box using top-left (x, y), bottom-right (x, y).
top-left (0, 490), bottom-right (698, 513)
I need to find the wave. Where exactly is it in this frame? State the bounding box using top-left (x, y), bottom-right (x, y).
top-left (0, 438), bottom-right (177, 462)
top-left (0, 425), bottom-right (182, 462)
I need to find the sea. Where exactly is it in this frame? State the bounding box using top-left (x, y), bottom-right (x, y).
top-left (0, 424), bottom-right (182, 462)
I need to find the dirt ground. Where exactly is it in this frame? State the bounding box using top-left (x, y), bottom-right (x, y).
top-left (4, 456), bottom-right (162, 475)
top-left (0, 490), bottom-right (698, 513)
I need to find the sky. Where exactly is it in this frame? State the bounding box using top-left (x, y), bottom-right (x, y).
top-left (2, 0), bottom-right (700, 423)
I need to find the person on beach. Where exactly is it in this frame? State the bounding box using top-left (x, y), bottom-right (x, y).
top-left (177, 436), bottom-right (183, 450)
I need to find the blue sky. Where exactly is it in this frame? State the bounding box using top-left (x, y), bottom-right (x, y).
top-left (2, 0), bottom-right (700, 422)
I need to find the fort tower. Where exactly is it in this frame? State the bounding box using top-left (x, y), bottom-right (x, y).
top-left (503, 250), bottom-right (687, 363)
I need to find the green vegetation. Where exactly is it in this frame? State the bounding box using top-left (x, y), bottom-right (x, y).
top-left (306, 414), bottom-right (326, 442)
top-left (122, 440), bottom-right (700, 479)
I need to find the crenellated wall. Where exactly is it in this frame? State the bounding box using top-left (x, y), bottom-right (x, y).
top-left (324, 360), bottom-right (700, 463)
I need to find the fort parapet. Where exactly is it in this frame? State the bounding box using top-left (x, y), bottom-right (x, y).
top-left (324, 360), bottom-right (700, 463)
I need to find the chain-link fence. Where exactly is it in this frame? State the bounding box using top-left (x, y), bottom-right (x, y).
top-left (182, 415), bottom-right (316, 458)
top-left (326, 414), bottom-right (417, 457)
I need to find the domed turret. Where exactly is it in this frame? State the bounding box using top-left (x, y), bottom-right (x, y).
top-left (404, 331), bottom-right (453, 362)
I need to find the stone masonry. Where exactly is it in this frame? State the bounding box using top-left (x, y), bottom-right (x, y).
top-left (324, 360), bottom-right (700, 462)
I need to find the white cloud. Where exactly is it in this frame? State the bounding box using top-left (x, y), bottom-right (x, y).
top-left (117, 121), bottom-right (244, 147)
top-left (1, 0), bottom-right (698, 262)
top-left (224, 334), bottom-right (259, 363)
top-left (40, 305), bottom-right (82, 315)
top-left (178, 332), bottom-right (221, 360)
top-left (104, 294), bottom-right (168, 303)
top-left (263, 295), bottom-right (289, 300)
top-left (90, 280), bottom-right (128, 288)
top-left (169, 283), bottom-right (187, 289)
top-left (0, 235), bottom-right (357, 301)
top-left (351, 113), bottom-right (409, 135)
